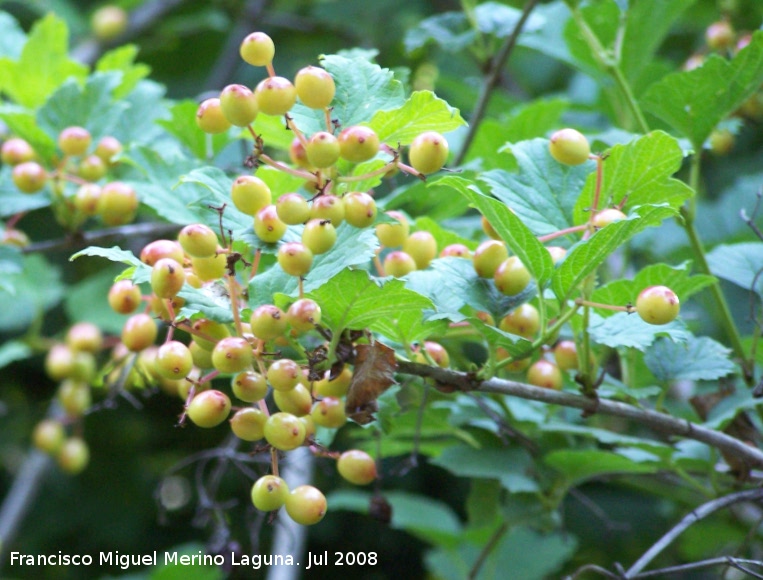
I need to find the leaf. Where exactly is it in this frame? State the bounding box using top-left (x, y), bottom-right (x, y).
top-left (369, 90), bottom-right (465, 146)
top-left (0, 254), bottom-right (63, 332)
top-left (110, 80), bottom-right (169, 146)
top-left (447, 176), bottom-right (554, 288)
top-left (644, 336), bottom-right (736, 382)
top-left (157, 100), bottom-right (234, 159)
top-left (573, 131), bottom-right (694, 224)
top-left (431, 445), bottom-right (539, 493)
top-left (0, 106), bottom-right (58, 164)
top-left (588, 311), bottom-right (690, 352)
top-left (346, 341), bottom-right (398, 425)
top-left (383, 172), bottom-right (473, 222)
top-left (0, 340), bottom-right (32, 370)
top-left (69, 246), bottom-right (150, 283)
top-left (0, 165), bottom-right (53, 217)
top-left (706, 242), bottom-right (763, 298)
top-left (95, 44), bottom-right (151, 99)
top-left (479, 138), bottom-right (594, 236)
top-left (562, 0), bottom-right (620, 80)
top-left (0, 12), bottom-right (26, 59)
top-left (0, 13), bottom-right (88, 108)
top-left (552, 205), bottom-right (677, 301)
top-left (176, 283), bottom-right (235, 324)
top-left (64, 267), bottom-right (137, 335)
top-left (404, 12), bottom-right (475, 54)
top-left (544, 449), bottom-right (658, 487)
top-left (176, 166), bottom-right (253, 233)
top-left (641, 30), bottom-right (763, 147)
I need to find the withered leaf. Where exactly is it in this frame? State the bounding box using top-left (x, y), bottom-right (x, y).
top-left (346, 341), bottom-right (398, 425)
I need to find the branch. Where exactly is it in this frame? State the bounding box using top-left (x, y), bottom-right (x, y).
top-left (396, 361), bottom-right (763, 470)
top-left (453, 0), bottom-right (541, 166)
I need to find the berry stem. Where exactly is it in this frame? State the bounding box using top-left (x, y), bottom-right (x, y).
top-left (249, 248), bottom-right (262, 280)
top-left (266, 63), bottom-right (276, 79)
top-left (373, 248), bottom-right (386, 277)
top-left (574, 298), bottom-right (634, 313)
top-left (537, 224), bottom-right (589, 243)
top-left (336, 160), bottom-right (397, 183)
top-left (270, 447), bottom-right (279, 477)
top-left (589, 154), bottom-right (605, 225)
top-left (226, 274), bottom-right (245, 337)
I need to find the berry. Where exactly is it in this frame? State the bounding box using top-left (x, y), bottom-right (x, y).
top-left (413, 341), bottom-right (450, 367)
top-left (250, 304), bottom-right (287, 340)
top-left (121, 313), bottom-right (158, 351)
top-left (57, 437), bottom-right (90, 474)
top-left (302, 219), bottom-right (337, 255)
top-left (289, 137), bottom-right (311, 168)
top-left (553, 340), bottom-right (579, 371)
top-left (403, 231), bottom-right (437, 269)
top-left (33, 419), bottom-right (66, 455)
top-left (493, 256), bottom-right (531, 296)
top-left (313, 368), bottom-right (352, 398)
top-left (78, 155), bottom-right (106, 182)
top-left (232, 371), bottom-right (269, 402)
top-left (286, 298), bottom-right (321, 333)
top-left (251, 475), bottom-right (289, 512)
top-left (337, 450), bottom-right (377, 485)
top-left (140, 239), bottom-right (184, 266)
top-left (91, 5), bottom-right (128, 40)
top-left (440, 243), bottom-right (471, 258)
top-left (408, 131), bottom-right (449, 174)
top-left (481, 216), bottom-right (501, 240)
top-left (285, 485), bottom-right (327, 525)
top-left (549, 128), bottom-right (590, 166)
top-left (636, 286), bottom-right (680, 325)
top-left (592, 208), bottom-right (626, 228)
top-left (706, 20), bottom-right (735, 51)
top-left (178, 223), bottom-right (219, 258)
top-left (274, 383), bottom-right (312, 416)
top-left (310, 194), bottom-right (345, 226)
top-left (338, 126), bottom-right (380, 163)
top-left (1, 229), bottom-right (29, 248)
top-left (155, 341), bottom-right (193, 380)
top-left (277, 241), bottom-right (314, 276)
top-left (310, 396), bottom-right (346, 428)
top-left (255, 77), bottom-right (297, 116)
top-left (189, 340), bottom-right (214, 369)
top-left (231, 175), bottom-right (272, 216)
top-left (383, 250), bottom-right (417, 277)
top-left (527, 359), bottom-right (563, 390)
top-left (546, 246), bottom-right (567, 264)
top-left (376, 211), bottom-right (409, 247)
top-left (151, 258), bottom-right (186, 299)
top-left (58, 379), bottom-right (92, 416)
top-left (709, 129), bottom-right (734, 155)
top-left (499, 304), bottom-right (540, 339)
top-left (267, 358), bottom-right (301, 391)
top-left (1, 137), bottom-right (35, 165)
top-left (343, 192), bottom-right (377, 228)
top-left (230, 408), bottom-right (268, 441)
top-left (219, 83), bottom-right (258, 127)
top-left (95, 136), bottom-right (123, 164)
top-left (58, 126), bottom-right (91, 156)
top-left (306, 131), bottom-right (340, 168)
top-left (191, 253), bottom-right (227, 281)
top-left (240, 32), bottom-right (275, 67)
top-left (196, 98), bottom-right (232, 134)
top-left (187, 390), bottom-right (232, 428)
top-left (254, 204), bottom-right (287, 243)
top-left (192, 319), bottom-right (230, 351)
top-left (211, 337), bottom-right (253, 374)
top-left (264, 412), bottom-right (306, 450)
top-left (45, 344), bottom-right (76, 381)
top-left (65, 322), bottom-right (103, 353)
top-left (295, 66), bottom-right (335, 109)
top-left (276, 193), bottom-right (311, 225)
top-left (12, 162), bottom-right (47, 193)
top-left (98, 181), bottom-right (138, 226)
top-left (472, 240), bottom-right (508, 278)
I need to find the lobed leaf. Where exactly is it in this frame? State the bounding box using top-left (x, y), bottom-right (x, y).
top-left (644, 336), bottom-right (736, 382)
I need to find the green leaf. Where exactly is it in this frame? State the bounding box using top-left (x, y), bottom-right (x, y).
top-left (383, 172), bottom-right (473, 222)
top-left (0, 340), bottom-right (32, 370)
top-left (177, 283), bottom-right (234, 324)
top-left (414, 216), bottom-right (477, 252)
top-left (0, 254), bottom-right (63, 332)
top-left (0, 12), bottom-right (26, 59)
top-left (448, 176), bottom-right (554, 288)
top-left (69, 246), bottom-right (150, 283)
top-left (176, 166), bottom-right (253, 233)
top-left (305, 268), bottom-right (433, 336)
top-left (157, 100), bottom-right (235, 159)
top-left (369, 90), bottom-right (465, 146)
top-left (0, 13), bottom-right (88, 108)
top-left (64, 267), bottom-right (137, 335)
top-left (541, 422), bottom-right (673, 456)
top-left (404, 12), bottom-right (474, 54)
top-left (644, 336), bottom-right (736, 382)
top-left (641, 30), bottom-right (763, 147)
top-left (111, 80), bottom-right (169, 146)
top-left (480, 139), bottom-right (594, 236)
top-left (592, 261), bottom-right (716, 318)
top-left (562, 0), bottom-right (620, 80)
top-left (544, 449), bottom-right (658, 487)
top-left (588, 311), bottom-right (690, 352)
top-left (431, 445), bottom-right (539, 493)
top-left (95, 44), bottom-right (151, 99)
top-left (0, 106), bottom-right (58, 163)
top-left (466, 479), bottom-right (502, 529)
top-left (552, 205), bottom-right (677, 301)
top-left (706, 242), bottom-right (763, 298)
top-left (574, 131), bottom-right (694, 224)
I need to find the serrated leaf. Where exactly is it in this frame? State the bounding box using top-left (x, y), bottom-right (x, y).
top-left (448, 176), bottom-right (554, 287)
top-left (562, 0), bottom-right (620, 80)
top-left (414, 216), bottom-right (477, 252)
top-left (69, 246), bottom-right (150, 283)
top-left (545, 449), bottom-right (658, 487)
top-left (541, 423), bottom-right (673, 455)
top-left (593, 261), bottom-right (716, 318)
top-left (480, 139), bottom-right (594, 236)
top-left (177, 283), bottom-right (234, 324)
top-left (176, 166), bottom-right (253, 232)
top-left (369, 90), bottom-right (465, 146)
top-left (95, 45), bottom-right (151, 99)
top-left (644, 336), bottom-right (735, 382)
top-left (0, 106), bottom-right (58, 163)
top-left (383, 172), bottom-right (473, 221)
top-left (552, 205), bottom-right (677, 301)
top-left (110, 80), bottom-right (169, 146)
top-left (706, 242), bottom-right (763, 298)
top-left (157, 100), bottom-right (235, 160)
top-left (404, 12), bottom-right (474, 54)
top-left (641, 30), bottom-right (763, 147)
top-left (0, 14), bottom-right (88, 108)
top-left (588, 311), bottom-right (690, 351)
top-left (431, 445), bottom-right (539, 493)
top-left (574, 131), bottom-right (694, 223)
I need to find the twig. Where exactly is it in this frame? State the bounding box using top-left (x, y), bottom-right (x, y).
top-left (625, 488), bottom-right (763, 577)
top-left (453, 0), bottom-right (541, 166)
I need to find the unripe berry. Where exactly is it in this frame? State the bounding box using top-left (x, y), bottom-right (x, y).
top-left (189, 340), bottom-right (214, 369)
top-left (384, 250), bottom-right (416, 277)
top-left (98, 181), bottom-right (138, 226)
top-left (310, 194), bottom-right (345, 226)
top-left (592, 208), bottom-right (626, 229)
top-left (277, 241), bottom-right (314, 276)
top-left (91, 5), bottom-right (128, 40)
top-left (493, 256), bottom-right (531, 296)
top-left (45, 344), bottom-right (76, 381)
top-left (636, 286), bottom-right (680, 325)
top-left (191, 253), bottom-right (227, 281)
top-left (343, 191), bottom-right (377, 228)
top-left (33, 419), bottom-right (66, 455)
top-left (251, 475), bottom-right (289, 511)
top-left (178, 223), bottom-right (219, 258)
top-left (95, 136), bottom-right (123, 164)
top-left (58, 379), bottom-right (92, 416)
top-left (187, 389), bottom-right (232, 428)
top-left (65, 322), bottom-right (103, 353)
top-left (289, 137), bottom-right (311, 169)
top-left (240, 31), bottom-right (275, 67)
top-left (255, 77), bottom-right (297, 116)
top-left (527, 359), bottom-right (563, 390)
top-left (546, 246), bottom-right (567, 264)
top-left (274, 383), bottom-right (312, 416)
top-left (403, 231), bottom-right (437, 269)
top-left (232, 371), bottom-right (268, 402)
top-left (254, 204), bottom-right (287, 243)
top-left (306, 131), bottom-right (340, 168)
top-left (151, 258), bottom-right (186, 299)
top-left (295, 66), bottom-right (335, 109)
top-left (196, 98), bottom-right (232, 134)
top-left (549, 128), bottom-right (591, 166)
top-left (286, 298), bottom-right (321, 333)
top-left (499, 304), bottom-right (540, 339)
top-left (275, 193), bottom-right (311, 226)
top-left (57, 437), bottom-right (89, 474)
top-left (192, 318), bottom-right (230, 351)
top-left (481, 216), bottom-right (501, 240)
top-left (250, 304), bottom-right (287, 340)
top-left (285, 485), bottom-right (327, 525)
top-left (78, 155), bottom-right (106, 181)
top-left (231, 408), bottom-right (268, 441)
top-left (408, 131), bottom-right (449, 174)
top-left (73, 184), bottom-right (101, 217)
top-left (706, 20), bottom-right (735, 51)
top-left (212, 337), bottom-right (253, 374)
top-left (709, 129), bottom-right (734, 156)
top-left (267, 358), bottom-right (301, 392)
top-left (264, 412), bottom-right (306, 450)
top-left (219, 83), bottom-right (258, 127)
top-left (337, 450), bottom-right (377, 485)
top-left (140, 239), bottom-right (184, 266)
top-left (338, 126), bottom-right (380, 163)
top-left (1, 137), bottom-right (35, 165)
top-left (311, 396), bottom-right (346, 428)
top-left (553, 340), bottom-right (579, 371)
top-left (440, 243), bottom-right (471, 258)
top-left (155, 340), bottom-right (193, 380)
top-left (301, 219), bottom-right (337, 255)
top-left (12, 161), bottom-right (47, 193)
top-left (413, 341), bottom-right (450, 367)
top-left (58, 126), bottom-right (91, 156)
top-left (472, 240), bottom-right (508, 278)
top-left (121, 313), bottom-right (158, 351)
top-left (1, 229), bottom-right (29, 247)
top-left (376, 211), bottom-right (409, 247)
top-left (312, 368), bottom-right (352, 398)
top-left (232, 175), bottom-right (272, 216)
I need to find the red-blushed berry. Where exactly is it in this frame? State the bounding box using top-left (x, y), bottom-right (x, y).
top-left (302, 219), bottom-right (337, 255)
top-left (45, 344), bottom-right (76, 381)
top-left (187, 390), bottom-right (232, 428)
top-left (98, 181), bottom-right (138, 226)
top-left (219, 83), bottom-right (258, 127)
top-left (57, 437), bottom-right (90, 474)
top-left (706, 20), bottom-right (735, 50)
top-left (267, 358), bottom-right (301, 391)
top-left (403, 231), bottom-right (437, 269)
top-left (250, 304), bottom-right (287, 341)
top-left (178, 223), bottom-right (219, 258)
top-left (231, 175), bottom-right (272, 216)
top-left (383, 250), bottom-right (417, 277)
top-left (1, 228), bottom-right (29, 248)
top-left (408, 131), bottom-right (449, 174)
top-left (121, 313), bottom-right (158, 352)
top-left (546, 246), bottom-right (567, 264)
top-left (240, 31), bottom-right (275, 67)
top-left (140, 239), bottom-right (184, 266)
top-left (310, 396), bottom-right (346, 428)
top-left (230, 408), bottom-right (268, 441)
top-left (33, 419), bottom-right (66, 455)
top-left (472, 239), bottom-right (508, 278)
top-left (310, 194), bottom-right (345, 226)
top-left (343, 191), bottom-right (377, 228)
top-left (255, 76), bottom-right (297, 116)
top-left (413, 341), bottom-right (450, 367)
top-left (95, 136), bottom-right (123, 164)
top-left (254, 204), bottom-right (287, 243)
top-left (709, 129), bottom-right (735, 156)
top-left (295, 66), bottom-right (335, 109)
top-left (151, 258), bottom-right (186, 299)
top-left (636, 286), bottom-right (680, 325)
top-left (553, 340), bottom-right (579, 371)
top-left (274, 383), bottom-right (312, 416)
top-left (196, 98), bottom-right (231, 134)
top-left (264, 412), bottom-right (306, 450)
top-left (91, 5), bottom-right (128, 40)
top-left (592, 208), bottom-right (626, 228)
top-left (481, 216), bottom-right (501, 240)
top-left (527, 359), bottom-right (564, 390)
top-left (289, 137), bottom-right (311, 169)
top-left (211, 337), bottom-right (253, 374)
top-left (78, 155), bottom-right (106, 182)
top-left (306, 131), bottom-right (340, 168)
top-left (189, 340), bottom-right (214, 369)
top-left (494, 256), bottom-right (531, 296)
top-left (59, 126), bottom-right (91, 156)
top-left (549, 128), bottom-right (591, 166)
top-left (499, 303), bottom-right (540, 339)
top-left (65, 322), bottom-right (103, 353)
top-left (1, 137), bottom-right (36, 165)
top-left (312, 367), bottom-right (352, 398)
top-left (277, 241), bottom-right (314, 276)
top-left (155, 340), bottom-right (193, 380)
top-left (376, 211), bottom-right (409, 247)
top-left (440, 243), bottom-right (471, 258)
top-left (338, 125), bottom-right (380, 163)
top-left (337, 450), bottom-right (377, 485)
top-left (231, 370), bottom-right (269, 402)
top-left (251, 474), bottom-right (289, 511)
top-left (12, 161), bottom-right (47, 194)
top-left (285, 485), bottom-right (327, 525)
top-left (286, 298), bottom-right (321, 333)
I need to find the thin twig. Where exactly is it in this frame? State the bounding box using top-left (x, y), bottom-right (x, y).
top-left (468, 521), bottom-right (509, 579)
top-left (453, 0), bottom-right (541, 166)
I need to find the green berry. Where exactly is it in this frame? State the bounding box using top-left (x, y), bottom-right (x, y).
top-left (250, 304), bottom-right (287, 340)
top-left (211, 337), bottom-right (253, 374)
top-left (289, 137), bottom-right (311, 169)
top-left (232, 371), bottom-right (269, 402)
top-left (375, 211), bottom-right (409, 247)
top-left (285, 485), bottom-right (327, 525)
top-left (310, 396), bottom-right (346, 428)
top-left (277, 241), bottom-right (314, 276)
top-left (94, 136), bottom-right (123, 164)
top-left (12, 161), bottom-right (47, 194)
top-left (98, 181), bottom-right (138, 226)
top-left (286, 298), bottom-right (321, 333)
top-left (251, 475), bottom-right (289, 511)
top-left (155, 340), bottom-right (193, 380)
top-left (274, 383), bottom-right (312, 416)
top-left (232, 175), bottom-right (272, 216)
top-left (276, 193), bottom-right (311, 225)
top-left (337, 450), bottom-right (377, 485)
top-left (151, 258), bottom-right (186, 299)
top-left (58, 379), bottom-right (92, 416)
top-left (33, 419), bottom-right (66, 455)
top-left (189, 340), bottom-right (214, 369)
top-left (1, 137), bottom-right (36, 165)
top-left (231, 408), bottom-right (268, 441)
top-left (91, 5), bottom-right (128, 40)
top-left (57, 437), bottom-right (89, 474)
top-left (499, 304), bottom-right (540, 339)
top-left (254, 204), bottom-right (287, 243)
top-left (306, 131), bottom-right (340, 168)
top-left (310, 194), bottom-right (345, 226)
top-left (481, 216), bottom-right (501, 240)
top-left (267, 358), bottom-right (301, 392)
top-left (440, 243), bottom-right (471, 258)
top-left (636, 286), bottom-right (680, 325)
top-left (255, 76), bottom-right (297, 116)
top-left (196, 98), bottom-right (232, 134)
top-left (413, 341), bottom-right (450, 367)
top-left (191, 253), bottom-right (227, 282)
top-left (384, 250), bottom-right (417, 277)
top-left (264, 412), bottom-right (306, 450)
top-left (546, 246), bottom-right (567, 264)
top-left (706, 20), bottom-right (735, 50)
top-left (187, 390), bottom-right (232, 428)
top-left (121, 313), bottom-right (158, 352)
top-left (58, 126), bottom-right (91, 156)
top-left (592, 208), bottom-right (626, 229)
top-left (553, 340), bottom-right (579, 371)
top-left (140, 239), bottom-right (184, 266)
top-left (78, 155), bottom-right (106, 182)
top-left (472, 240), bottom-right (508, 278)
top-left (338, 126), bottom-right (380, 163)
top-left (301, 219), bottom-right (337, 255)
top-left (295, 66), bottom-right (335, 109)
top-left (45, 344), bottom-right (76, 381)
top-left (65, 322), bottom-right (103, 353)
top-left (219, 83), bottom-right (258, 127)
top-left (408, 131), bottom-right (448, 174)
top-left (403, 231), bottom-right (437, 269)
top-left (343, 192), bottom-right (377, 228)
top-left (493, 256), bottom-right (531, 296)
top-left (549, 128), bottom-right (590, 166)
top-left (192, 319), bottom-right (230, 351)
top-left (240, 31), bottom-right (275, 67)
top-left (178, 223), bottom-right (219, 258)
top-left (312, 368), bottom-right (352, 398)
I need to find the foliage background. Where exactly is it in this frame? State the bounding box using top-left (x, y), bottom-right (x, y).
top-left (1, 0), bottom-right (763, 579)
